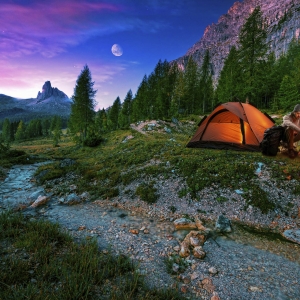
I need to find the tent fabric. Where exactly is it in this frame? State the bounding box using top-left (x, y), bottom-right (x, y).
top-left (186, 102), bottom-right (275, 151)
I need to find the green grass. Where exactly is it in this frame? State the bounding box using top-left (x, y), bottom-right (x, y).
top-left (5, 121), bottom-right (300, 213)
top-left (0, 210), bottom-right (185, 300)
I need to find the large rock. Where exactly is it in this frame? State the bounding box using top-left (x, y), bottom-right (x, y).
top-left (282, 229), bottom-right (300, 244)
top-left (174, 218), bottom-right (198, 230)
top-left (37, 81), bottom-right (69, 102)
top-left (215, 215), bottom-right (232, 233)
top-left (30, 195), bottom-right (49, 208)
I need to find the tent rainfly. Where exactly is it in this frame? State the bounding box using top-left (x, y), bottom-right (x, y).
top-left (186, 102), bottom-right (275, 151)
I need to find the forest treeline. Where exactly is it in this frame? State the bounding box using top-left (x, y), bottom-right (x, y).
top-left (1, 6), bottom-right (300, 147)
top-left (0, 116), bottom-right (64, 146)
top-left (95, 7), bottom-right (300, 133)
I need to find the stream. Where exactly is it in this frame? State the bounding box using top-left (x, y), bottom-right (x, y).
top-left (1, 163), bottom-right (300, 300)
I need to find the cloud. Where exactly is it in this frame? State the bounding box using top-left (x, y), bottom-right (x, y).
top-left (0, 0), bottom-right (170, 59)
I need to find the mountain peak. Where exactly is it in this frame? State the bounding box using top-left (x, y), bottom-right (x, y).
top-left (37, 81), bottom-right (68, 102)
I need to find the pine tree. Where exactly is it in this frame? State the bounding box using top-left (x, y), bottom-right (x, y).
top-left (183, 57), bottom-right (199, 115)
top-left (15, 120), bottom-right (26, 141)
top-left (119, 90), bottom-right (133, 129)
top-left (237, 6), bottom-right (268, 105)
top-left (131, 75), bottom-right (149, 122)
top-left (170, 67), bottom-right (184, 117)
top-left (108, 97), bottom-right (121, 130)
top-left (69, 64), bottom-right (97, 143)
top-left (216, 46), bottom-right (241, 103)
top-left (199, 50), bottom-right (214, 113)
top-left (277, 75), bottom-right (300, 111)
top-left (2, 118), bottom-right (12, 143)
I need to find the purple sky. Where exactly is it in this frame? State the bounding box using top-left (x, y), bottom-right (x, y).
top-left (1, 0), bottom-right (235, 110)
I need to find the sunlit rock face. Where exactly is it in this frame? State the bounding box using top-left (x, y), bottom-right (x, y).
top-left (172, 0), bottom-right (300, 83)
top-left (37, 81), bottom-right (69, 102)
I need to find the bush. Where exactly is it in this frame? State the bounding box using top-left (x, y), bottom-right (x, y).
top-left (83, 135), bottom-right (104, 147)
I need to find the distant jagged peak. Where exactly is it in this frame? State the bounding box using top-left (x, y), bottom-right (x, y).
top-left (36, 81), bottom-right (69, 102)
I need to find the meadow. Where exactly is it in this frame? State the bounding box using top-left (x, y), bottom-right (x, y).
top-left (1, 117), bottom-right (300, 299)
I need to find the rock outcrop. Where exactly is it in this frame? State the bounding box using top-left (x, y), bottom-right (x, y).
top-left (172, 0), bottom-right (300, 83)
top-left (37, 81), bottom-right (69, 102)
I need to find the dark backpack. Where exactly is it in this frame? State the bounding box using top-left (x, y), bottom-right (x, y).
top-left (260, 125), bottom-right (284, 156)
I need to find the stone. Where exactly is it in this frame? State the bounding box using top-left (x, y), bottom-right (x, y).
top-left (215, 215), bottom-right (232, 233)
top-left (30, 195), bottom-right (49, 208)
top-left (209, 267), bottom-right (218, 275)
top-left (179, 243), bottom-right (190, 258)
top-left (65, 193), bottom-right (81, 205)
top-left (129, 229), bottom-right (139, 234)
top-left (193, 246), bottom-right (206, 259)
top-left (195, 216), bottom-right (207, 231)
top-left (190, 236), bottom-right (201, 247)
top-left (69, 184), bottom-right (77, 191)
top-left (28, 189), bottom-right (45, 201)
top-left (180, 285), bottom-right (188, 293)
top-left (173, 245), bottom-right (180, 252)
top-left (201, 278), bottom-right (215, 293)
top-left (282, 229), bottom-right (300, 244)
top-left (80, 192), bottom-right (90, 200)
top-left (174, 218), bottom-right (197, 230)
top-left (172, 263), bottom-right (180, 273)
top-left (59, 159), bottom-right (76, 168)
top-left (211, 292), bottom-right (221, 300)
top-left (190, 272), bottom-right (199, 280)
top-left (249, 286), bottom-right (262, 292)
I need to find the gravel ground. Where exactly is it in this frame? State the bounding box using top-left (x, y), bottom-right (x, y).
top-left (1, 162), bottom-right (300, 300)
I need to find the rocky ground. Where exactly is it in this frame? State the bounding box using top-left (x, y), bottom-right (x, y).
top-left (1, 160), bottom-right (300, 300)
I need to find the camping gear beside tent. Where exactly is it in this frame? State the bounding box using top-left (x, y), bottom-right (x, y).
top-left (186, 102), bottom-right (275, 151)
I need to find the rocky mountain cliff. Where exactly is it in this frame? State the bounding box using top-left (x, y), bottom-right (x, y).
top-left (36, 81), bottom-right (69, 102)
top-left (0, 81), bottom-right (71, 122)
top-left (173, 0), bottom-right (300, 82)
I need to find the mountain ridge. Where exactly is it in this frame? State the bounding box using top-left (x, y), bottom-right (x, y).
top-left (172, 0), bottom-right (300, 82)
top-left (0, 81), bottom-right (71, 122)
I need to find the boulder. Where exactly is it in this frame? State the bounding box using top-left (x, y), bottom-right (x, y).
top-left (193, 246), bottom-right (206, 259)
top-left (64, 193), bottom-right (82, 205)
top-left (215, 215), bottom-right (232, 233)
top-left (30, 195), bottom-right (49, 208)
top-left (174, 218), bottom-right (198, 230)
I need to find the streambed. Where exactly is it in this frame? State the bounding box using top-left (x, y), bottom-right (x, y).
top-left (1, 163), bottom-right (300, 300)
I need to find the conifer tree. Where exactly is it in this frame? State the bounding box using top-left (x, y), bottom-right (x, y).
top-left (108, 97), bottom-right (121, 130)
top-left (69, 64), bottom-right (97, 143)
top-left (2, 118), bottom-right (12, 143)
top-left (216, 46), bottom-right (241, 103)
top-left (277, 75), bottom-right (300, 111)
top-left (131, 75), bottom-right (148, 122)
top-left (199, 50), bottom-right (214, 113)
top-left (119, 90), bottom-right (133, 129)
top-left (170, 68), bottom-right (184, 117)
top-left (51, 116), bottom-right (62, 146)
top-left (15, 120), bottom-right (26, 141)
top-left (183, 57), bottom-right (199, 115)
top-left (237, 6), bottom-right (268, 105)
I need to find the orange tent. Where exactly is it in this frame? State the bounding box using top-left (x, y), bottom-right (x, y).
top-left (186, 102), bottom-right (275, 151)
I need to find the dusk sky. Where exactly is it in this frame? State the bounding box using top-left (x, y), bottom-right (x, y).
top-left (1, 0), bottom-right (235, 110)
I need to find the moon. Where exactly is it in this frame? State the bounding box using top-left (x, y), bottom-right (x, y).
top-left (111, 44), bottom-right (123, 56)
